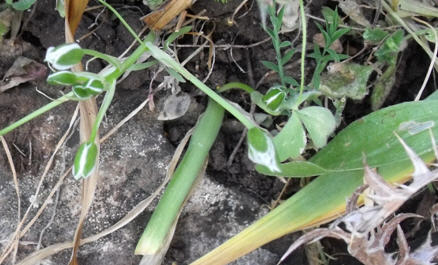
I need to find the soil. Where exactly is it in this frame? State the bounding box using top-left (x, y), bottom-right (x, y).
top-left (0, 0), bottom-right (437, 265)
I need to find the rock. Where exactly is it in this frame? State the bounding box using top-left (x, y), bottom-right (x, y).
top-left (166, 177), bottom-right (279, 265)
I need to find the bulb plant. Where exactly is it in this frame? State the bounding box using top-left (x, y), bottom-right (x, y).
top-left (2, 0), bottom-right (438, 264)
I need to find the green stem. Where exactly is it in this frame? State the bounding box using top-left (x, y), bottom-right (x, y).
top-left (98, 0), bottom-right (144, 46)
top-left (82, 49), bottom-right (122, 69)
top-left (135, 99), bottom-right (224, 255)
top-left (298, 0), bottom-right (307, 98)
top-left (89, 81), bottom-right (116, 142)
top-left (274, 37), bottom-right (285, 88)
top-left (217, 82), bottom-right (255, 94)
top-left (144, 42), bottom-right (257, 129)
top-left (0, 93), bottom-right (72, 137)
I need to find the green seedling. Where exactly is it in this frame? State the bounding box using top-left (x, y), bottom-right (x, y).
top-left (262, 3), bottom-right (298, 103)
top-left (309, 7), bottom-right (350, 90)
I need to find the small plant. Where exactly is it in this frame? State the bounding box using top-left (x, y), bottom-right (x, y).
top-left (309, 7), bottom-right (350, 90)
top-left (262, 3), bottom-right (298, 100)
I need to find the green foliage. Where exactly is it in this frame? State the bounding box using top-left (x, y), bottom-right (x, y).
top-left (308, 7), bottom-right (350, 89)
top-left (375, 30), bottom-right (404, 64)
top-left (262, 3), bottom-right (298, 100)
top-left (5, 0), bottom-right (36, 10)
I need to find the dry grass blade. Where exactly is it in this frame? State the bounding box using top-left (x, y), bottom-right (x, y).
top-left (64, 1), bottom-right (100, 264)
top-left (65, 0), bottom-right (89, 36)
top-left (0, 105), bottom-right (79, 264)
top-left (16, 122), bottom-right (194, 265)
top-left (142, 0), bottom-right (192, 31)
top-left (0, 136), bottom-right (21, 264)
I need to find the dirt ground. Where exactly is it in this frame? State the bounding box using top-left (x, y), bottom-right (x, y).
top-left (0, 0), bottom-right (437, 264)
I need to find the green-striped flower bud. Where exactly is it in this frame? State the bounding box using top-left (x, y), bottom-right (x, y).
top-left (72, 141), bottom-right (98, 180)
top-left (47, 71), bottom-right (80, 86)
top-left (45, 43), bottom-right (84, 70)
top-left (262, 87), bottom-right (286, 111)
top-left (85, 79), bottom-right (105, 93)
top-left (247, 127), bottom-right (280, 172)
top-left (72, 85), bottom-right (97, 100)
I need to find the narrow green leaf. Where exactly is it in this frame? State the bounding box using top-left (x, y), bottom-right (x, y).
top-left (331, 28), bottom-right (350, 42)
top-left (284, 76), bottom-right (299, 86)
top-left (273, 113), bottom-right (306, 161)
top-left (297, 106), bottom-right (335, 148)
top-left (279, 41), bottom-right (292, 48)
top-left (281, 49), bottom-right (295, 65)
top-left (166, 68), bottom-right (186, 83)
top-left (164, 26), bottom-right (192, 50)
top-left (256, 161), bottom-right (329, 177)
top-left (261, 60), bottom-right (279, 72)
top-left (127, 60), bottom-right (157, 72)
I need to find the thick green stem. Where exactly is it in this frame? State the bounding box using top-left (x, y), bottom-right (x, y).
top-left (135, 99), bottom-right (225, 255)
top-left (0, 92), bottom-right (72, 137)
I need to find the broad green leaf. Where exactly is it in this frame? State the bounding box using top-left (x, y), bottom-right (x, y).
top-left (247, 128), bottom-right (280, 172)
top-left (72, 141), bottom-right (98, 180)
top-left (319, 63), bottom-right (373, 100)
top-left (191, 100), bottom-right (438, 265)
top-left (262, 87), bottom-right (286, 111)
top-left (273, 114), bottom-right (306, 161)
top-left (297, 106), bottom-right (335, 148)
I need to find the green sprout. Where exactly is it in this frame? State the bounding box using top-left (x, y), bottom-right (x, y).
top-left (309, 7), bottom-right (350, 90)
